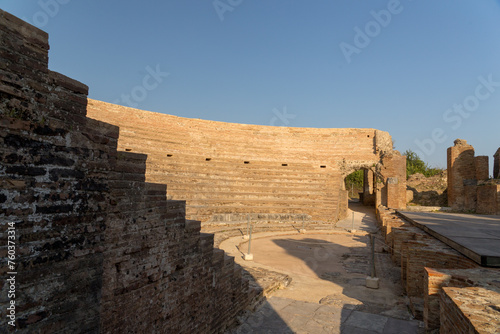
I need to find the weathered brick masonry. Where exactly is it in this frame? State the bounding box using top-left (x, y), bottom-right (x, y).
top-left (376, 207), bottom-right (500, 333)
top-left (494, 148), bottom-right (500, 179)
top-left (86, 101), bottom-right (407, 225)
top-left (425, 267), bottom-right (500, 332)
top-left (440, 286), bottom-right (500, 334)
top-left (448, 139), bottom-right (500, 214)
top-left (0, 9), bottom-right (253, 333)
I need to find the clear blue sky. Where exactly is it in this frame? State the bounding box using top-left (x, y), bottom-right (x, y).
top-left (2, 0), bottom-right (500, 171)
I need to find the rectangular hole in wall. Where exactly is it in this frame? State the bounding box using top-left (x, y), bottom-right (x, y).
top-left (320, 165), bottom-right (326, 168)
top-left (206, 158), bottom-right (211, 161)
top-left (125, 148), bottom-right (132, 152)
top-left (282, 164), bottom-right (288, 167)
top-left (244, 161), bottom-right (250, 164)
top-left (167, 154), bottom-right (173, 157)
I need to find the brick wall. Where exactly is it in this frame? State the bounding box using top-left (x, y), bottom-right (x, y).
top-left (86, 101), bottom-right (406, 225)
top-left (424, 267), bottom-right (500, 332)
top-left (447, 139), bottom-right (476, 209)
top-left (476, 184), bottom-right (500, 215)
top-left (0, 10), bottom-right (114, 331)
top-left (374, 207), bottom-right (500, 332)
top-left (447, 140), bottom-right (500, 213)
top-left (405, 240), bottom-right (477, 297)
top-left (475, 156), bottom-right (489, 181)
top-left (383, 154), bottom-right (407, 210)
top-left (362, 169), bottom-right (375, 205)
top-left (440, 286), bottom-right (500, 334)
top-left (0, 9), bottom-right (252, 333)
top-left (494, 148), bottom-right (500, 179)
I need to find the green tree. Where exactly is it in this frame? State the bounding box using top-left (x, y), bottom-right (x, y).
top-left (404, 149), bottom-right (443, 178)
top-left (346, 169), bottom-right (364, 188)
top-left (345, 170), bottom-right (364, 198)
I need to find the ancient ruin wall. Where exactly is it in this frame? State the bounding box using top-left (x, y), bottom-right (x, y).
top-left (376, 207), bottom-right (500, 333)
top-left (447, 139), bottom-right (476, 210)
top-left (0, 9), bottom-right (251, 333)
top-left (494, 148), bottom-right (500, 179)
top-left (440, 286), bottom-right (500, 334)
top-left (0, 10), bottom-right (110, 331)
top-left (447, 139), bottom-right (500, 214)
top-left (87, 100), bottom-right (405, 224)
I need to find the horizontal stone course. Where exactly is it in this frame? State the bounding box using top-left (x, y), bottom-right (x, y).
top-left (87, 99), bottom-right (405, 223)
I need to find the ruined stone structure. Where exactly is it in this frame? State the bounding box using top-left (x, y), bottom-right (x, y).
top-left (376, 207), bottom-right (500, 333)
top-left (0, 9), bottom-right (408, 333)
top-left (0, 10), bottom-right (252, 333)
top-left (87, 100), bottom-right (407, 225)
top-left (447, 139), bottom-right (500, 214)
top-left (495, 148), bottom-right (500, 179)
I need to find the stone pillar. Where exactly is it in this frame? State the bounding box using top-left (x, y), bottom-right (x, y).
top-left (378, 152), bottom-right (406, 209)
top-left (494, 148), bottom-right (500, 179)
top-left (447, 139), bottom-right (475, 209)
top-left (387, 177), bottom-right (400, 209)
top-left (474, 156), bottom-right (489, 181)
top-left (375, 175), bottom-right (384, 207)
top-left (363, 169), bottom-right (375, 206)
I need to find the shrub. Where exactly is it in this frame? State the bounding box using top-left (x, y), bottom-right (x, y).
top-left (404, 149), bottom-right (443, 178)
top-left (345, 170), bottom-right (364, 191)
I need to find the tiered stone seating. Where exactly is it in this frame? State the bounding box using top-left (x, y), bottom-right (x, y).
top-left (87, 99), bottom-right (385, 224)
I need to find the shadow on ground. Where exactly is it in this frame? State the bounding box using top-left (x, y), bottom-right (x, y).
top-left (228, 202), bottom-right (423, 333)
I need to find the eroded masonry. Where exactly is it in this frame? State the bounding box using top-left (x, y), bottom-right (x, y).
top-left (86, 99), bottom-right (407, 225)
top-left (0, 9), bottom-right (406, 333)
top-left (447, 139), bottom-right (500, 214)
top-left (2, 9), bottom-right (500, 334)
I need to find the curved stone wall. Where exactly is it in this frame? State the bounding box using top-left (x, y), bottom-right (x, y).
top-left (87, 100), bottom-right (404, 224)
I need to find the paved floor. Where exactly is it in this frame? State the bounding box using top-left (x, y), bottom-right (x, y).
top-left (224, 202), bottom-right (424, 333)
top-left (336, 201), bottom-right (380, 233)
top-left (399, 211), bottom-right (500, 267)
top-left (231, 297), bottom-right (421, 334)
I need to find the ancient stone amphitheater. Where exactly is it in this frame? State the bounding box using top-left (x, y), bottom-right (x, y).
top-left (86, 99), bottom-right (406, 226)
top-left (2, 8), bottom-right (499, 334)
top-left (0, 9), bottom-right (408, 333)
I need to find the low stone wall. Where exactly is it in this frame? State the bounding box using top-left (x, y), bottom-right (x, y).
top-left (424, 267), bottom-right (500, 332)
top-left (375, 206), bottom-right (500, 333)
top-left (440, 286), bottom-right (500, 334)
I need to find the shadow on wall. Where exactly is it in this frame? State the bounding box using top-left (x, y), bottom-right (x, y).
top-left (102, 138), bottom-right (268, 332)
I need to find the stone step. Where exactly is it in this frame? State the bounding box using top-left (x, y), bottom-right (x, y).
top-left (199, 233), bottom-right (215, 254)
top-left (148, 166), bottom-right (333, 181)
top-left (181, 198), bottom-right (337, 209)
top-left (146, 166), bottom-right (336, 181)
top-left (166, 200), bottom-right (186, 218)
top-left (164, 190), bottom-right (336, 201)
top-left (147, 173), bottom-right (337, 188)
top-left (184, 219), bottom-right (201, 234)
top-left (163, 183), bottom-right (336, 195)
top-left (151, 179), bottom-right (334, 192)
top-left (117, 132), bottom-right (367, 155)
top-left (185, 206), bottom-right (336, 220)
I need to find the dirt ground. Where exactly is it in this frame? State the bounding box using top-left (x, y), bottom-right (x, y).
top-left (220, 202), bottom-right (418, 322)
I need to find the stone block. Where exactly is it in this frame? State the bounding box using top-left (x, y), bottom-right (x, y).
top-left (365, 276), bottom-right (379, 289)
